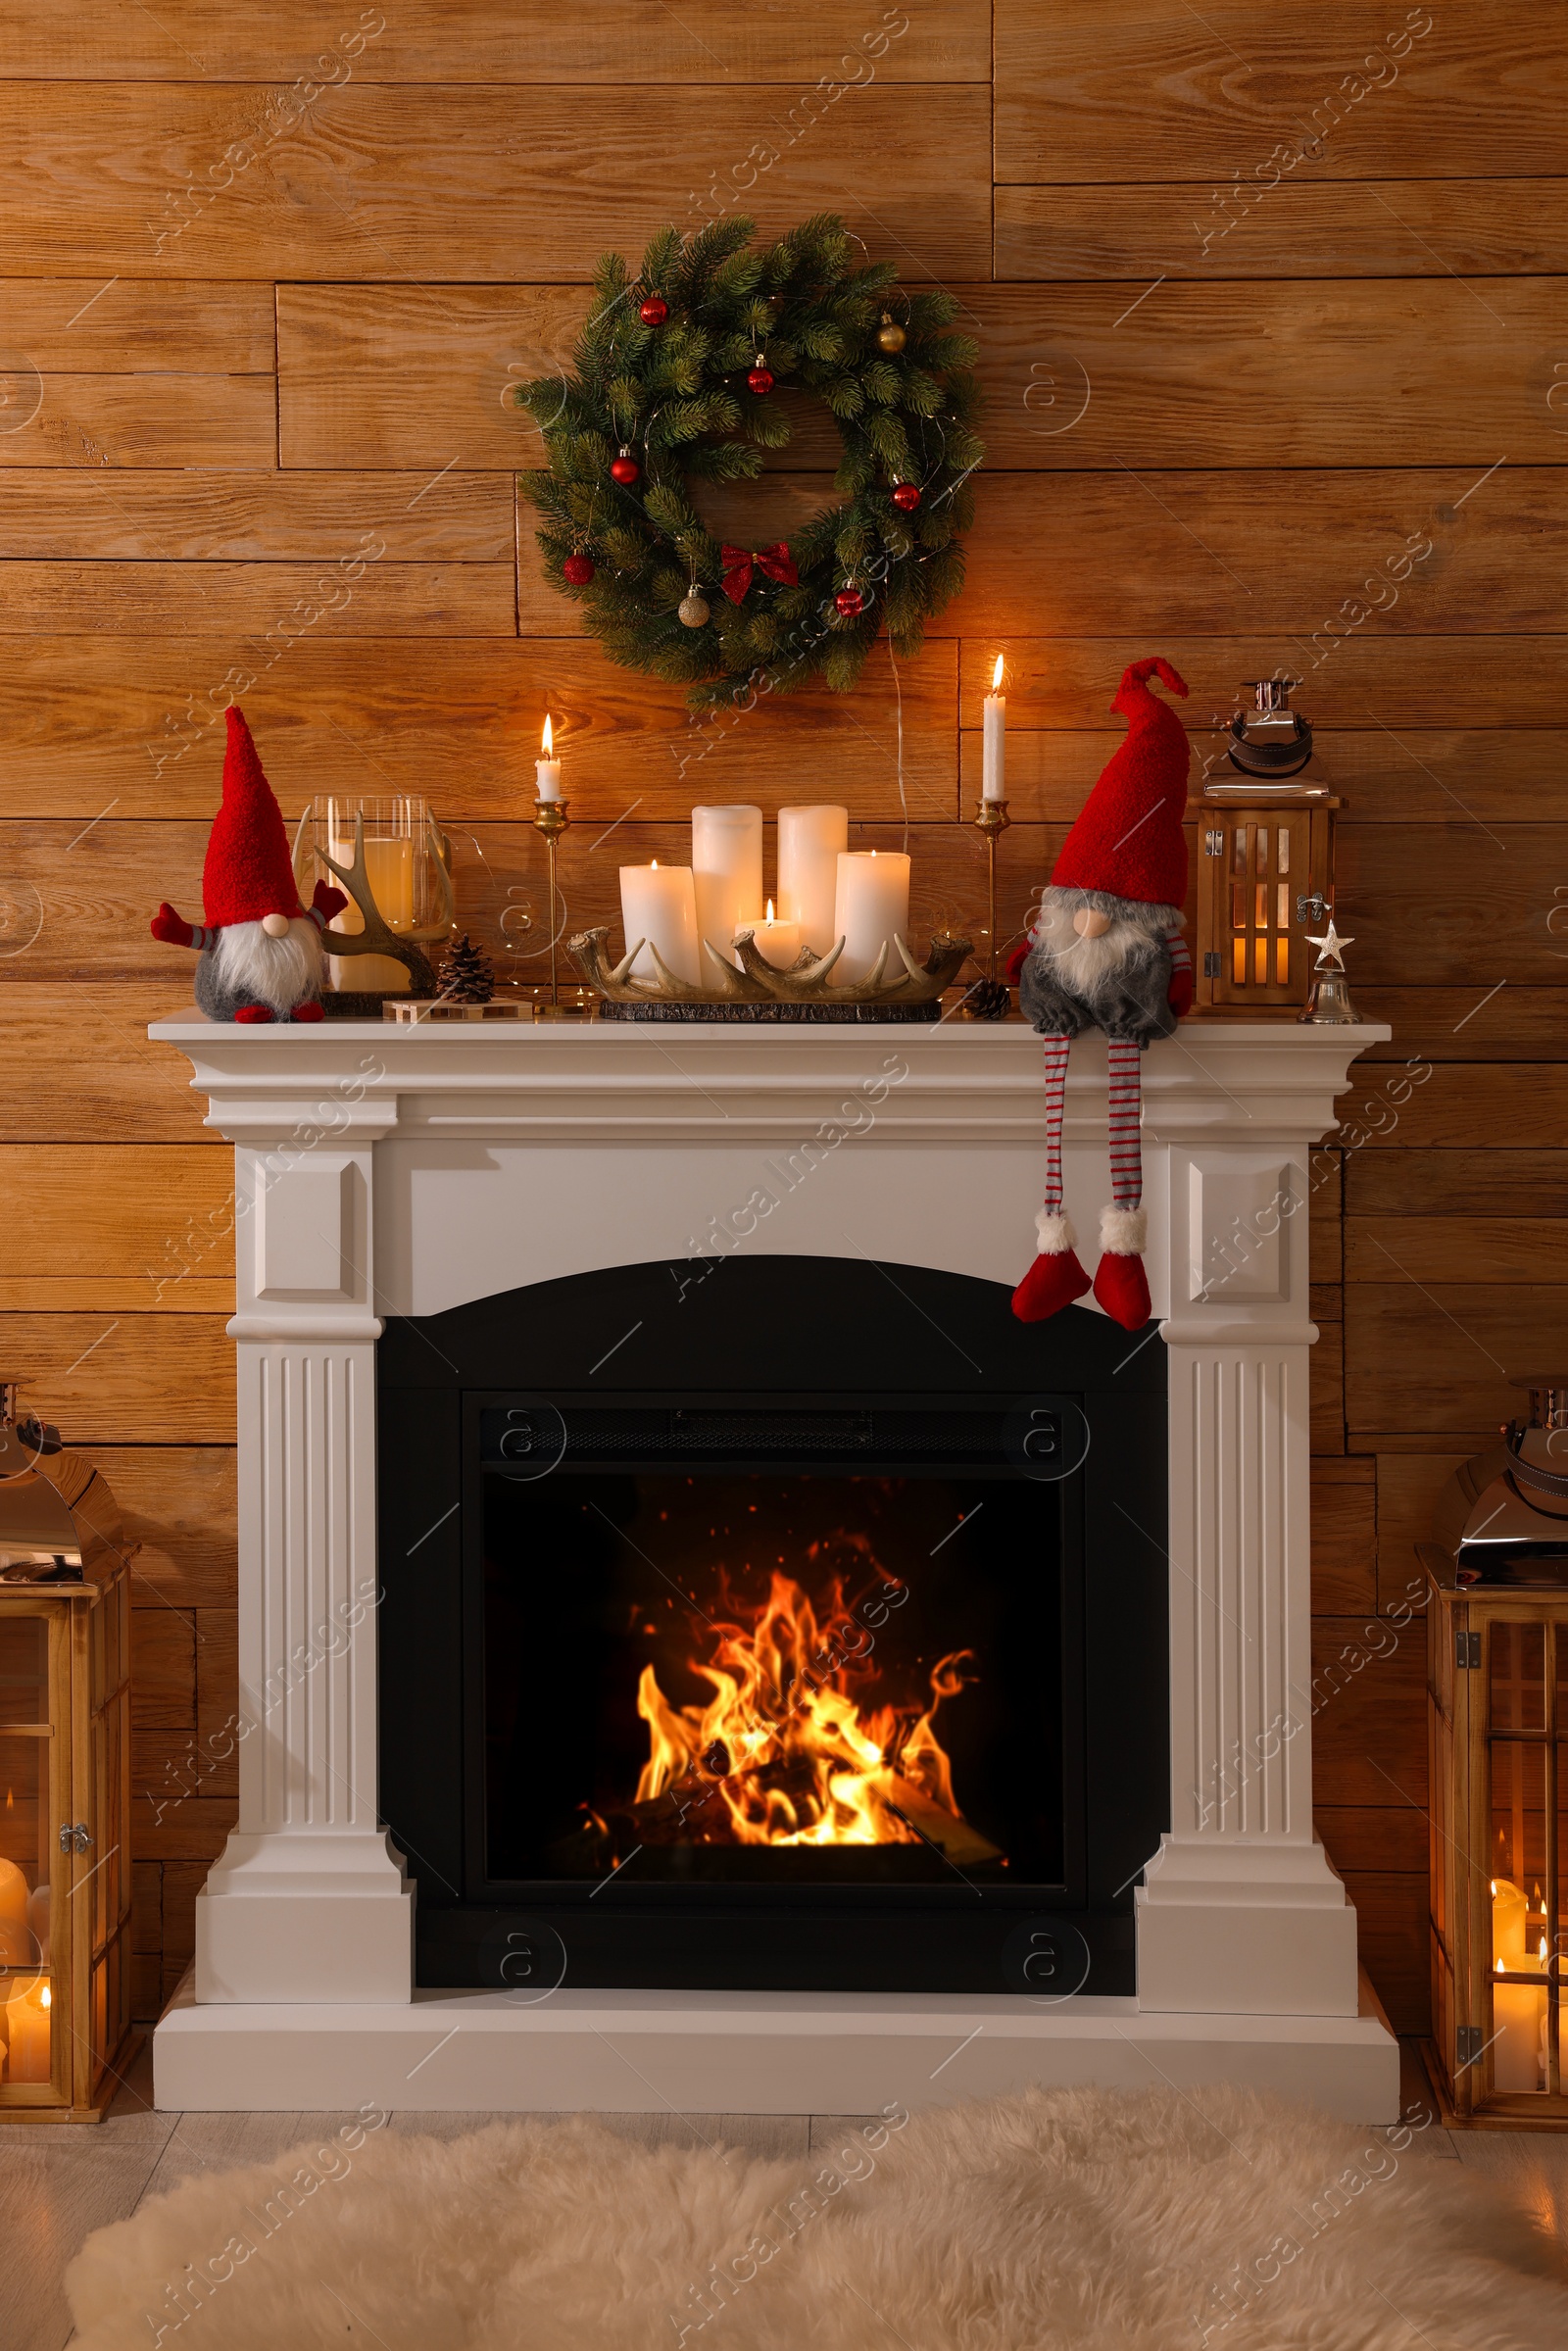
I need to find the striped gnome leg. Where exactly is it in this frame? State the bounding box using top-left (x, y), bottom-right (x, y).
top-left (1092, 1035), bottom-right (1152, 1330)
top-left (1011, 1034), bottom-right (1094, 1323)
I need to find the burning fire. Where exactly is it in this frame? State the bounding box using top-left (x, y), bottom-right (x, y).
top-left (634, 1569), bottom-right (977, 1847)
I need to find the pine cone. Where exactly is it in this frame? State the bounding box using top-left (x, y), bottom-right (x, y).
top-left (439, 933), bottom-right (494, 1004)
top-left (961, 976), bottom-right (1011, 1021)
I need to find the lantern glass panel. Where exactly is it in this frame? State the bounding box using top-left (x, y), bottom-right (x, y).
top-left (0, 1616), bottom-right (46, 1730)
top-left (0, 1729), bottom-right (55, 2090)
top-left (1277, 828), bottom-right (1290, 874)
top-left (1491, 1621), bottom-right (1546, 1731)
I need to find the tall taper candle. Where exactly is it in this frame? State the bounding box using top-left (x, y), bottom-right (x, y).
top-left (778, 804), bottom-right (849, 953)
top-left (982, 655), bottom-right (1006, 802)
top-left (536, 712), bottom-right (563, 803)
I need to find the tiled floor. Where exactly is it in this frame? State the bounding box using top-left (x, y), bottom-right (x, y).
top-left (3, 2039), bottom-right (1565, 2351)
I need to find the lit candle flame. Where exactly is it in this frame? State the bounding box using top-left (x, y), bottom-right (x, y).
top-left (1495, 1956), bottom-right (1504, 1974)
top-left (992, 655), bottom-right (1004, 692)
top-left (765, 899), bottom-right (775, 923)
top-left (651, 858), bottom-right (658, 869)
top-left (39, 1984), bottom-right (50, 2009)
top-left (541, 713), bottom-right (554, 757)
top-left (1542, 1935), bottom-right (1548, 1963)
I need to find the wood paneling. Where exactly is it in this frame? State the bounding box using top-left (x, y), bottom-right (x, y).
top-left (1348, 1151), bottom-right (1568, 1215)
top-left (1346, 1286), bottom-right (1568, 1434)
top-left (957, 640), bottom-right (1568, 729)
top-left (0, 1316), bottom-right (235, 1442)
top-left (1310, 1613), bottom-right (1426, 1810)
top-left (961, 731), bottom-right (1568, 825)
top-left (130, 1607), bottom-right (195, 1730)
top-left (0, 85), bottom-right (994, 278)
top-left (0, 638), bottom-right (958, 821)
top-left (0, 375), bottom-right (276, 468)
top-left (0, 1146), bottom-right (233, 1311)
top-left (1, 278), bottom-right (274, 367)
top-left (1353, 991), bottom-right (1568, 1064)
top-left (0, 5), bottom-right (992, 82)
top-left (1337, 1066), bottom-right (1568, 1151)
top-left (1311, 1459), bottom-right (1375, 1614)
top-left (968, 282), bottom-right (1568, 468)
top-left (995, 5), bottom-right (1565, 181)
top-left (1336, 1872), bottom-right (1430, 2035)
top-left (1376, 1452), bottom-right (1468, 1612)
top-left (0, 472), bottom-right (508, 560)
top-left (995, 179), bottom-right (1568, 280)
top-left (98, 1446), bottom-right (237, 1610)
top-left (0, 560), bottom-right (514, 637)
top-left (0, 990), bottom-right (219, 1143)
top-left (1347, 1217), bottom-right (1568, 1284)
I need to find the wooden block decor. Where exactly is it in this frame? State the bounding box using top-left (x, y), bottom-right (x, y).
top-left (3, 0), bottom-right (1553, 2034)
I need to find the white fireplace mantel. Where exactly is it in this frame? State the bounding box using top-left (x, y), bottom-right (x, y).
top-left (149, 1009), bottom-right (1399, 2119)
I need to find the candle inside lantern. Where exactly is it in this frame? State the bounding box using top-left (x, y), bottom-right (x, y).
top-left (0, 1857), bottom-right (28, 1967)
top-left (1493, 1954), bottom-right (1547, 2094)
top-left (692, 805), bottom-right (762, 968)
top-left (324, 800), bottom-right (417, 995)
top-left (833, 850), bottom-right (910, 984)
top-left (983, 654), bottom-right (1006, 802)
top-left (2, 1972), bottom-right (51, 2083)
top-left (742, 899), bottom-right (800, 970)
top-left (619, 858), bottom-right (700, 985)
top-left (778, 804), bottom-right (849, 954)
top-left (536, 712), bottom-right (563, 803)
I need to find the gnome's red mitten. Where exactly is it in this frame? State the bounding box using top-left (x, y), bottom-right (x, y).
top-left (1005, 936), bottom-right (1032, 986)
top-left (151, 901), bottom-right (196, 949)
top-left (1011, 1211), bottom-right (1093, 1323)
top-left (311, 879), bottom-right (348, 927)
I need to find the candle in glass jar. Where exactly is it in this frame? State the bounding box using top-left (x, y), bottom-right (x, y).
top-left (1493, 1960), bottom-right (1546, 2094)
top-left (833, 850), bottom-right (910, 983)
top-left (692, 805), bottom-right (762, 968)
top-left (536, 712), bottom-right (563, 803)
top-left (619, 859), bottom-right (700, 985)
top-left (741, 900), bottom-right (800, 970)
top-left (983, 654), bottom-right (1006, 802)
top-left (3, 1973), bottom-right (50, 2083)
top-left (778, 804), bottom-right (849, 954)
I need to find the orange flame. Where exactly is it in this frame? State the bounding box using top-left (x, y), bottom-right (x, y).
top-left (634, 1570), bottom-right (976, 1846)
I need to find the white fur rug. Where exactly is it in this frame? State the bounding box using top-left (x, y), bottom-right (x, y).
top-left (68, 2086), bottom-right (1567, 2350)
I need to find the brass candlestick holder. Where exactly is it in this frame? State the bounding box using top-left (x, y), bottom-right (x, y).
top-left (531, 796), bottom-right (591, 1017)
top-left (961, 795), bottom-right (1012, 1018)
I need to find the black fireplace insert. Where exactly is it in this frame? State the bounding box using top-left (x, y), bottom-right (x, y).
top-left (378, 1256), bottom-right (1168, 1997)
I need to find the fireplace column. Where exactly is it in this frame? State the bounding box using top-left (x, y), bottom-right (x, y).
top-left (194, 1120), bottom-right (413, 2004)
top-left (1136, 1134), bottom-right (1360, 2017)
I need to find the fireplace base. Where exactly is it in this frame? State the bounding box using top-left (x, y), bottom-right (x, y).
top-left (154, 1968), bottom-right (1399, 2120)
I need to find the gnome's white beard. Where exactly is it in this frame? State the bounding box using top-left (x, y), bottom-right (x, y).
top-left (212, 917), bottom-right (320, 1016)
top-left (1032, 888), bottom-right (1181, 994)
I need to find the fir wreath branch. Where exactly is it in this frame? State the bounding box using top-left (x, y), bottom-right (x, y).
top-left (514, 214), bottom-right (983, 710)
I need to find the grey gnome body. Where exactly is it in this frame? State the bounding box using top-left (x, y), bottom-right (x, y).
top-left (1018, 886), bottom-right (1182, 1049)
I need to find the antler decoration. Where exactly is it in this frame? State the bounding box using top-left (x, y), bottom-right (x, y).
top-left (292, 809), bottom-right (455, 998)
top-left (568, 926), bottom-right (972, 1008)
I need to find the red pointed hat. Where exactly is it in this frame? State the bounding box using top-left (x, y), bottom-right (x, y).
top-left (201, 708), bottom-right (304, 930)
top-left (1050, 658), bottom-right (1192, 907)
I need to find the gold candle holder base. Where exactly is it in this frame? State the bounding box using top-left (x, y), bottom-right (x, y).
top-left (531, 796), bottom-right (577, 1011)
top-left (960, 795), bottom-right (1013, 1016)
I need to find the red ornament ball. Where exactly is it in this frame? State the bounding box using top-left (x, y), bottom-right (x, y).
top-left (747, 366), bottom-right (775, 396)
top-left (639, 296), bottom-right (668, 325)
top-left (610, 454), bottom-right (641, 485)
top-left (563, 552), bottom-right (595, 585)
top-left (891, 482), bottom-right (922, 513)
top-left (835, 587), bottom-right (865, 617)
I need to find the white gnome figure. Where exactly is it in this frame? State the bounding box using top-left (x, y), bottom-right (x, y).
top-left (1010, 658), bottom-right (1195, 1332)
top-left (151, 707), bottom-right (345, 1023)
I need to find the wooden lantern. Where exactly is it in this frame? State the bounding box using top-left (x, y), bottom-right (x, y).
top-left (1194, 785), bottom-right (1340, 1011)
top-left (0, 1568), bottom-right (133, 2121)
top-left (1425, 1571), bottom-right (1568, 2123)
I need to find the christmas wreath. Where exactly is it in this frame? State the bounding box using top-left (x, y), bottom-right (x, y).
top-left (514, 214), bottom-right (983, 709)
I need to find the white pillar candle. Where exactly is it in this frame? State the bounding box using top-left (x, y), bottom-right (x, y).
top-left (982, 654), bottom-right (1006, 802)
top-left (619, 860), bottom-right (700, 985)
top-left (692, 805), bottom-right (762, 967)
top-left (741, 900), bottom-right (800, 970)
top-left (0, 1856), bottom-right (28, 1968)
top-left (1493, 1970), bottom-right (1546, 2094)
top-left (3, 1973), bottom-right (51, 2082)
top-left (833, 850), bottom-right (910, 984)
top-left (536, 712), bottom-right (563, 803)
top-left (777, 804), bottom-right (849, 953)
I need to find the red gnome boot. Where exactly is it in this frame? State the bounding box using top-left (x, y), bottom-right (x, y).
top-left (1012, 1209), bottom-right (1093, 1322)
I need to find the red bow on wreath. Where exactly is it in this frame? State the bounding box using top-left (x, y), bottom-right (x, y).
top-left (720, 541), bottom-right (798, 606)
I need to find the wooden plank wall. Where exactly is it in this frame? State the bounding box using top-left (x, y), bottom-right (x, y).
top-left (1, 2), bottom-right (1561, 2031)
